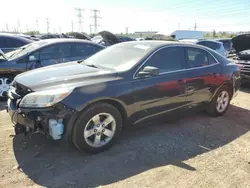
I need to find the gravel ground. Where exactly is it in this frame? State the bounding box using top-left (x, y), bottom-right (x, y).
top-left (0, 87), bottom-right (250, 188)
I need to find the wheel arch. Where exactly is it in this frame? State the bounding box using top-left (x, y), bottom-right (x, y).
top-left (64, 97), bottom-right (128, 144)
top-left (210, 81), bottom-right (234, 102)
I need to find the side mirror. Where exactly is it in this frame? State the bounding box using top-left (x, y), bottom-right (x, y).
top-left (138, 66), bottom-right (160, 77)
top-left (28, 55), bottom-right (37, 62)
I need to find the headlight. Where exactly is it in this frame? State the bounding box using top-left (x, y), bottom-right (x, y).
top-left (19, 88), bottom-right (73, 108)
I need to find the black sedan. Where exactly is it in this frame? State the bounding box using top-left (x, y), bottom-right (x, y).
top-left (7, 41), bottom-right (241, 153)
top-left (0, 39), bottom-right (104, 98)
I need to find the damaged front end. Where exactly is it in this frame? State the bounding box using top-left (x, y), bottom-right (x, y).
top-left (6, 82), bottom-right (76, 140)
top-left (229, 34), bottom-right (250, 83)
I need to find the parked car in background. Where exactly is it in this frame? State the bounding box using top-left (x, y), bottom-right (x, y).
top-left (170, 30), bottom-right (204, 40)
top-left (0, 34), bottom-right (32, 53)
top-left (180, 39), bottom-right (228, 57)
top-left (118, 36), bottom-right (136, 42)
top-left (136, 37), bottom-right (145, 41)
top-left (0, 38), bottom-right (104, 98)
top-left (216, 38), bottom-right (233, 53)
top-left (91, 31), bottom-right (135, 46)
top-left (7, 41), bottom-right (241, 153)
top-left (229, 34), bottom-right (250, 83)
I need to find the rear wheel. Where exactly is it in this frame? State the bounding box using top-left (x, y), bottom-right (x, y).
top-left (0, 75), bottom-right (13, 100)
top-left (72, 103), bottom-right (122, 154)
top-left (206, 85), bottom-right (232, 117)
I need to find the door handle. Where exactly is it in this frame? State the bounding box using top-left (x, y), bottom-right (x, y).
top-left (185, 86), bottom-right (195, 93)
top-left (178, 79), bottom-right (186, 84)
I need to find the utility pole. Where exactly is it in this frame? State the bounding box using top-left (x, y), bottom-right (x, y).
top-left (91, 9), bottom-right (101, 34)
top-left (36, 17), bottom-right (39, 32)
top-left (74, 8), bottom-right (84, 32)
top-left (90, 24), bottom-right (92, 34)
top-left (17, 19), bottom-right (21, 33)
top-left (194, 23), bottom-right (197, 30)
top-left (71, 21), bottom-right (74, 32)
top-left (126, 27), bottom-right (128, 35)
top-left (46, 17), bottom-right (50, 33)
top-left (5, 22), bottom-right (9, 32)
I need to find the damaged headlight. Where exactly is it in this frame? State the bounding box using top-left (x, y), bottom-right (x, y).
top-left (19, 88), bottom-right (73, 108)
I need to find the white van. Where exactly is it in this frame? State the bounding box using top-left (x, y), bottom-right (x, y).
top-left (170, 30), bottom-right (204, 40)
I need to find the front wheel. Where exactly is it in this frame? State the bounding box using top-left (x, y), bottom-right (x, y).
top-left (206, 85), bottom-right (232, 117)
top-left (0, 75), bottom-right (13, 100)
top-left (72, 103), bottom-right (122, 154)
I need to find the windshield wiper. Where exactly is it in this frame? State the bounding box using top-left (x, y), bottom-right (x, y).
top-left (9, 47), bottom-right (26, 58)
top-left (86, 64), bottom-right (98, 68)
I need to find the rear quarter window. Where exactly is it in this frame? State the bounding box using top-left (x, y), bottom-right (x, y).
top-left (209, 50), bottom-right (229, 65)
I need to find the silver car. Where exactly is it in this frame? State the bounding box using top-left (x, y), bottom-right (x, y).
top-left (179, 39), bottom-right (228, 57)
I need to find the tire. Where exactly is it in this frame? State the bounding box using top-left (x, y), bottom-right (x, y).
top-left (206, 85), bottom-right (232, 117)
top-left (0, 75), bottom-right (14, 100)
top-left (72, 103), bottom-right (123, 154)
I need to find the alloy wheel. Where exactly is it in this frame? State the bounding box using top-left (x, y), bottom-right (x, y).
top-left (0, 77), bottom-right (12, 97)
top-left (216, 90), bottom-right (229, 113)
top-left (84, 113), bottom-right (116, 148)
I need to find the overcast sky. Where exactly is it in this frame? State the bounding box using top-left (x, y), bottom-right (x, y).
top-left (1, 0), bottom-right (250, 34)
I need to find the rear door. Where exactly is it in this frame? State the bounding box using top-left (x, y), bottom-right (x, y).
top-left (184, 47), bottom-right (223, 107)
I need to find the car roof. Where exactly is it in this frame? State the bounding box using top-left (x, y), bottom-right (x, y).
top-left (33, 38), bottom-right (105, 48)
top-left (216, 38), bottom-right (232, 41)
top-left (112, 40), bottom-right (213, 51)
top-left (0, 33), bottom-right (33, 42)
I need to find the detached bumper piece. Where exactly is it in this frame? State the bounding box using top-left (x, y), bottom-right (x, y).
top-left (7, 98), bottom-right (75, 139)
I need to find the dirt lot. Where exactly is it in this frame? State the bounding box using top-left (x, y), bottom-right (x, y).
top-left (0, 87), bottom-right (250, 188)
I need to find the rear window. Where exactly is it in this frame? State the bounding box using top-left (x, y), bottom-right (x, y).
top-left (220, 40), bottom-right (232, 51)
top-left (197, 41), bottom-right (221, 50)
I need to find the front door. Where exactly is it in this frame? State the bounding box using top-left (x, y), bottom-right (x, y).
top-left (131, 46), bottom-right (188, 124)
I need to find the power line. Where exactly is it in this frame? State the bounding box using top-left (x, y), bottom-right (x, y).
top-left (46, 17), bottom-right (50, 33)
top-left (71, 20), bottom-right (74, 32)
top-left (36, 17), bottom-right (39, 32)
top-left (91, 9), bottom-right (101, 34)
top-left (74, 8), bottom-right (84, 32)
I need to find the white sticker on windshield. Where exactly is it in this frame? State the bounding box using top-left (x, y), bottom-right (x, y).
top-left (134, 44), bottom-right (150, 50)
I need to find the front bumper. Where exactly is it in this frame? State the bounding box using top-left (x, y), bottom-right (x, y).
top-left (7, 98), bottom-right (76, 134)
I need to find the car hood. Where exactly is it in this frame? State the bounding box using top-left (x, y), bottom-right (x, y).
top-left (14, 61), bottom-right (120, 91)
top-left (232, 34), bottom-right (250, 53)
top-left (98, 31), bottom-right (120, 44)
top-left (71, 32), bottom-right (91, 40)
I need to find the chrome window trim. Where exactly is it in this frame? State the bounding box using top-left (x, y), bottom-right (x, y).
top-left (133, 45), bottom-right (220, 79)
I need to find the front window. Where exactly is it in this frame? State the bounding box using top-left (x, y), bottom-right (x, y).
top-left (8, 41), bottom-right (48, 60)
top-left (142, 47), bottom-right (185, 73)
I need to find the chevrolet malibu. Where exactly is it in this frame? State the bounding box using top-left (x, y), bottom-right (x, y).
top-left (7, 41), bottom-right (241, 153)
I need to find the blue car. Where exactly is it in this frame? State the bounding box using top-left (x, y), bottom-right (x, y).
top-left (0, 38), bottom-right (104, 98)
top-left (0, 34), bottom-right (32, 53)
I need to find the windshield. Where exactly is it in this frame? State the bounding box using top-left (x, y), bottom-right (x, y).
top-left (8, 41), bottom-right (48, 60)
top-left (83, 43), bottom-right (154, 71)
